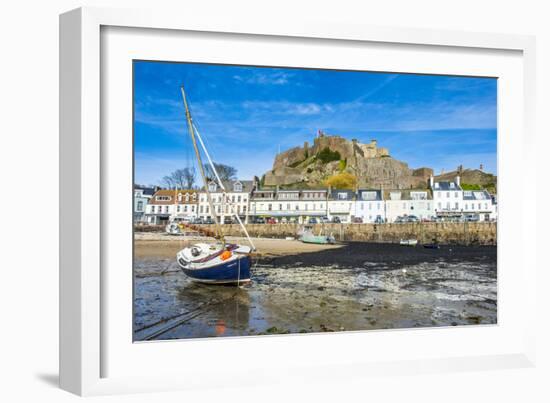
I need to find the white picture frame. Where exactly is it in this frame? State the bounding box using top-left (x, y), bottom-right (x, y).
top-left (60, 6), bottom-right (537, 396)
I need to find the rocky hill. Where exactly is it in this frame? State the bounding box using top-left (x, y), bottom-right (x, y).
top-left (263, 132), bottom-right (434, 189)
top-left (435, 168), bottom-right (497, 193)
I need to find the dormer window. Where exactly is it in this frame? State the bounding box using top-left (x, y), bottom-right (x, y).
top-left (177, 193), bottom-right (183, 202)
top-left (185, 193), bottom-right (190, 202)
top-left (233, 182), bottom-right (243, 192)
top-left (156, 195), bottom-right (171, 201)
top-left (208, 183), bottom-right (217, 192)
top-left (434, 183), bottom-right (440, 189)
top-left (450, 183), bottom-right (455, 189)
top-left (337, 192), bottom-right (348, 200)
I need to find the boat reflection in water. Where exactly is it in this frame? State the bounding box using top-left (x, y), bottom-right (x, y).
top-left (163, 282), bottom-right (252, 339)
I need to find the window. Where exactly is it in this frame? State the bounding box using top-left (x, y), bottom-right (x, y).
top-left (232, 195), bottom-right (235, 203)
top-left (136, 201), bottom-right (143, 211)
top-left (465, 204), bottom-right (468, 210)
top-left (200, 206), bottom-right (203, 213)
top-left (238, 196), bottom-right (241, 203)
top-left (233, 183), bottom-right (243, 192)
top-left (446, 192), bottom-right (450, 198)
top-left (192, 205), bottom-right (195, 212)
top-left (279, 204), bottom-right (282, 210)
top-left (287, 203), bottom-right (291, 210)
top-left (164, 206), bottom-right (169, 213)
top-left (208, 183), bottom-right (217, 192)
top-left (455, 202), bottom-right (459, 210)
top-left (156, 195), bottom-right (171, 201)
top-left (305, 204), bottom-right (308, 211)
top-left (454, 192), bottom-right (458, 198)
top-left (184, 205), bottom-right (188, 212)
top-left (185, 194), bottom-right (190, 202)
top-left (361, 191), bottom-right (377, 200)
top-left (268, 204), bottom-right (272, 211)
top-left (177, 193), bottom-right (183, 202)
top-left (369, 203), bottom-right (372, 210)
top-left (295, 205), bottom-right (299, 210)
top-left (243, 206), bottom-right (247, 212)
top-left (177, 205), bottom-right (181, 212)
top-left (337, 192), bottom-right (348, 200)
top-left (151, 206), bottom-right (155, 213)
top-left (485, 203), bottom-right (488, 210)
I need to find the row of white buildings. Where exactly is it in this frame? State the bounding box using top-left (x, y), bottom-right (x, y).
top-left (135, 176), bottom-right (497, 225)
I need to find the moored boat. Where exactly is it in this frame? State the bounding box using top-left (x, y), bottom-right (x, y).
top-left (298, 225), bottom-right (335, 244)
top-left (174, 85), bottom-right (256, 285)
top-left (400, 239), bottom-right (418, 246)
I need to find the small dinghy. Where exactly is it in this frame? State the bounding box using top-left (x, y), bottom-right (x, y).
top-left (174, 85), bottom-right (256, 285)
top-left (400, 239), bottom-right (418, 246)
top-left (423, 243), bottom-right (440, 249)
top-left (298, 225), bottom-right (335, 244)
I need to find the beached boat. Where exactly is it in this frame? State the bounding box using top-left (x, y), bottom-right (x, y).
top-left (298, 225), bottom-right (335, 244)
top-left (400, 239), bottom-right (418, 246)
top-left (175, 85), bottom-right (256, 285)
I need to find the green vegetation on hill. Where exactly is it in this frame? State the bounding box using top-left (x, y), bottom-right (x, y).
top-left (317, 147), bottom-right (341, 164)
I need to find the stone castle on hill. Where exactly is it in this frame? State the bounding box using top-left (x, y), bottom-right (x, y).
top-left (264, 131), bottom-right (434, 189)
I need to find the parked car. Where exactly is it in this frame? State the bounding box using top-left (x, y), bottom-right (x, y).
top-left (320, 216), bottom-right (330, 223)
top-left (332, 216), bottom-right (341, 224)
top-left (352, 217), bottom-right (363, 223)
top-left (204, 217), bottom-right (214, 225)
top-left (266, 217), bottom-right (277, 224)
top-left (308, 217), bottom-right (318, 224)
top-left (406, 215), bottom-right (419, 223)
top-left (464, 213), bottom-right (480, 222)
top-left (253, 217), bottom-right (266, 224)
top-left (374, 215), bottom-right (384, 224)
top-left (223, 216), bottom-right (234, 225)
top-left (193, 217), bottom-right (204, 224)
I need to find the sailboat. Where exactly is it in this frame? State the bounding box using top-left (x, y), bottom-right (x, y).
top-left (175, 85), bottom-right (255, 285)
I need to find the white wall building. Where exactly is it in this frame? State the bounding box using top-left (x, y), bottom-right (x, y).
top-left (462, 189), bottom-right (497, 221)
top-left (385, 189), bottom-right (434, 223)
top-left (249, 189), bottom-right (328, 223)
top-left (354, 189), bottom-right (385, 223)
top-left (133, 186), bottom-right (155, 223)
top-left (328, 189), bottom-right (355, 223)
top-left (198, 180), bottom-right (254, 223)
top-left (431, 175), bottom-right (463, 219)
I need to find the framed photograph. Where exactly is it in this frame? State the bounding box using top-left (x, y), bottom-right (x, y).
top-left (60, 7), bottom-right (537, 396)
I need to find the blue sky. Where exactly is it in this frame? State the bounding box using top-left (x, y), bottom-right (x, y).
top-left (134, 61), bottom-right (497, 185)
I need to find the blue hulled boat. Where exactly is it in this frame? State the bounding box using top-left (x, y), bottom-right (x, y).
top-left (175, 85), bottom-right (256, 285)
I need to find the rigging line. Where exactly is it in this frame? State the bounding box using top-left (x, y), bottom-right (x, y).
top-left (193, 122), bottom-right (256, 251)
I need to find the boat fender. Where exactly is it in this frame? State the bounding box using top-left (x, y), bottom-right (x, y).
top-left (220, 250), bottom-right (232, 261)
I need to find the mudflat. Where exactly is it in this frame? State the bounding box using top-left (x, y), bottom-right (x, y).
top-left (134, 236), bottom-right (497, 341)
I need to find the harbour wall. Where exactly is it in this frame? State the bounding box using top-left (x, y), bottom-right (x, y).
top-left (140, 222), bottom-right (496, 245)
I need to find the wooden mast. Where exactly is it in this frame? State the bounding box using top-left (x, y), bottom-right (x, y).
top-left (180, 85), bottom-right (225, 246)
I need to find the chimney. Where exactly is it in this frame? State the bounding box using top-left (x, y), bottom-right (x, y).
top-left (456, 175), bottom-right (461, 187)
top-left (429, 175), bottom-right (434, 188)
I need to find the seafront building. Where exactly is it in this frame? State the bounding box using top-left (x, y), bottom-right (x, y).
top-left (133, 185), bottom-right (156, 223)
top-left (144, 189), bottom-right (199, 224)
top-left (354, 189), bottom-right (385, 223)
top-left (327, 189), bottom-right (355, 223)
top-left (249, 188), bottom-right (328, 223)
top-left (430, 176), bottom-right (496, 221)
top-left (135, 174), bottom-right (497, 225)
top-left (198, 180), bottom-right (254, 223)
top-left (384, 189), bottom-right (433, 223)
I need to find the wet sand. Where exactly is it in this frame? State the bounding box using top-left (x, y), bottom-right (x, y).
top-left (134, 238), bottom-right (497, 341)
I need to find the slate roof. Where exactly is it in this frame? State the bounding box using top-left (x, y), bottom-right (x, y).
top-left (383, 189), bottom-right (433, 201)
top-left (462, 190), bottom-right (492, 200)
top-left (329, 189), bottom-right (356, 200)
top-left (356, 189), bottom-right (383, 201)
top-left (432, 181), bottom-right (462, 191)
